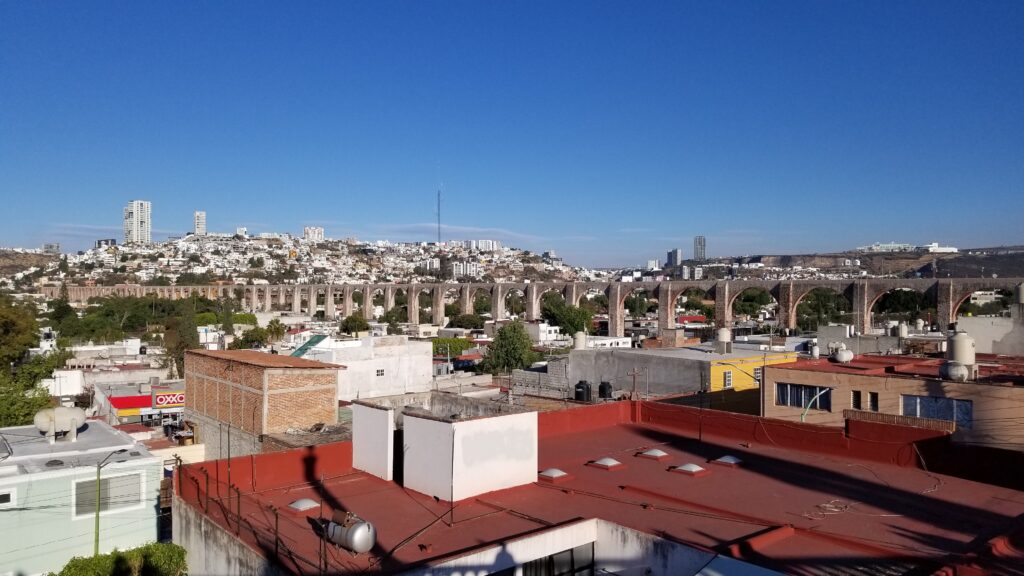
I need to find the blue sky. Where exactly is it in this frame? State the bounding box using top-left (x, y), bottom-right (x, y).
top-left (1, 1), bottom-right (1022, 267)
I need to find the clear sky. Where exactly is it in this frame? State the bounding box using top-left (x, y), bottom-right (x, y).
top-left (1, 1), bottom-right (1022, 267)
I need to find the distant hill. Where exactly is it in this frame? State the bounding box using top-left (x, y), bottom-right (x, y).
top-left (0, 250), bottom-right (57, 277)
top-left (731, 246), bottom-right (1024, 278)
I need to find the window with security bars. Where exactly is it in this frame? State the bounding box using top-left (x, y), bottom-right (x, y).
top-left (753, 367), bottom-right (763, 384)
top-left (851, 390), bottom-right (862, 410)
top-left (775, 383), bottom-right (832, 412)
top-left (723, 371), bottom-right (733, 389)
top-left (74, 473), bottom-right (143, 518)
top-left (901, 395), bottom-right (972, 430)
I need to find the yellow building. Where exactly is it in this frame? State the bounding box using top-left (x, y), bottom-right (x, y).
top-left (708, 351), bottom-right (799, 392)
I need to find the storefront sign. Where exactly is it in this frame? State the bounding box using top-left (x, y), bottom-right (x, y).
top-left (153, 391), bottom-right (186, 408)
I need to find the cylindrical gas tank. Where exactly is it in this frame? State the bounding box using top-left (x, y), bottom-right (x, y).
top-left (325, 514), bottom-right (376, 554)
top-left (810, 345), bottom-right (820, 359)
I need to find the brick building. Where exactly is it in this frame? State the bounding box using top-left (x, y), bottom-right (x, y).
top-left (184, 349), bottom-right (343, 460)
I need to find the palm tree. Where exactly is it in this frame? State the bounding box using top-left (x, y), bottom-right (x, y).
top-left (266, 318), bottom-right (286, 342)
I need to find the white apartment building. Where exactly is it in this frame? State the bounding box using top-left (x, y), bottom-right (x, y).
top-left (303, 226), bottom-right (325, 242)
top-left (525, 322), bottom-right (570, 346)
top-left (299, 335), bottom-right (433, 400)
top-left (193, 211), bottom-right (206, 236)
top-left (123, 200), bottom-right (152, 245)
top-left (451, 261), bottom-right (481, 278)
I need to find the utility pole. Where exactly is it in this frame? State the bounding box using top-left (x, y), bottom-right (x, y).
top-left (437, 189), bottom-right (441, 244)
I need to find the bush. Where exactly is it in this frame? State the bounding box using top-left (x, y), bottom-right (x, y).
top-left (233, 313), bottom-right (258, 326)
top-left (50, 542), bottom-right (187, 576)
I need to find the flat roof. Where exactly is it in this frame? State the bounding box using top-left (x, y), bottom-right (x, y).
top-left (577, 345), bottom-right (796, 362)
top-left (176, 402), bottom-right (1024, 574)
top-left (187, 349), bottom-right (344, 369)
top-left (0, 421), bottom-right (154, 475)
top-left (771, 354), bottom-right (1024, 386)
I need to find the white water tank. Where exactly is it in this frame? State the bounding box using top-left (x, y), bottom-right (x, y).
top-left (810, 345), bottom-right (820, 359)
top-left (1017, 283), bottom-right (1024, 305)
top-left (324, 512), bottom-right (376, 554)
top-left (573, 331), bottom-right (587, 350)
top-left (897, 322), bottom-right (909, 338)
top-left (914, 319), bottom-right (925, 331)
top-left (831, 344), bottom-right (854, 364)
top-left (946, 331), bottom-right (976, 366)
top-left (716, 328), bottom-right (732, 343)
top-left (33, 407), bottom-right (86, 435)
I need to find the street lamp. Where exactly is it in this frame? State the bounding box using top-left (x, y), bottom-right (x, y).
top-left (94, 448), bottom-right (128, 557)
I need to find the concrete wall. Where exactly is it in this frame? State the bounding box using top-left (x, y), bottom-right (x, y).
top-left (566, 350), bottom-right (707, 398)
top-left (957, 312), bottom-right (1024, 355)
top-left (186, 411), bottom-right (262, 460)
top-left (0, 458), bottom-right (162, 576)
top-left (352, 402), bottom-right (394, 481)
top-left (172, 495), bottom-right (282, 576)
top-left (402, 415), bottom-right (454, 501)
top-left (451, 411), bottom-right (537, 501)
top-left (149, 442), bottom-right (206, 465)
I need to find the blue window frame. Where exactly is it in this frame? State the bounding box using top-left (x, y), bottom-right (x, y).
top-left (901, 395), bottom-right (973, 430)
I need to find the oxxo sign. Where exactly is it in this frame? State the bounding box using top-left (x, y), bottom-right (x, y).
top-left (153, 391), bottom-right (186, 408)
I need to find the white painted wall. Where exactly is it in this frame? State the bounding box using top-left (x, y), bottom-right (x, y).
top-left (402, 415), bottom-right (454, 501)
top-left (43, 369), bottom-right (85, 397)
top-left (352, 403), bottom-right (394, 481)
top-left (451, 411), bottom-right (537, 501)
top-left (306, 336), bottom-right (433, 400)
top-left (420, 518), bottom-right (597, 576)
top-left (593, 519), bottom-right (715, 576)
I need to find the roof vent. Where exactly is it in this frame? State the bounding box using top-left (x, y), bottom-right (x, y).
top-left (288, 498), bottom-right (320, 512)
top-left (45, 459), bottom-right (64, 468)
top-left (538, 468), bottom-right (572, 483)
top-left (129, 451), bottom-right (141, 457)
top-left (672, 463), bottom-right (710, 477)
top-left (587, 457), bottom-right (624, 470)
top-left (711, 455), bottom-right (742, 467)
top-left (636, 448), bottom-right (670, 461)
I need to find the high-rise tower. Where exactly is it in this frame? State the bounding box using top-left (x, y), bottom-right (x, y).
top-left (123, 200), bottom-right (152, 244)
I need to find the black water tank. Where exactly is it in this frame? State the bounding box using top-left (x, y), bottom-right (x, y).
top-left (598, 381), bottom-right (613, 399)
top-left (574, 380), bottom-right (592, 402)
top-left (139, 345), bottom-right (147, 355)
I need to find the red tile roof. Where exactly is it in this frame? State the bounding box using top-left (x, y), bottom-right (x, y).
top-left (186, 349), bottom-right (343, 369)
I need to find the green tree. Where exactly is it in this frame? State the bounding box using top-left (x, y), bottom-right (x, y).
top-left (624, 293), bottom-right (652, 318)
top-left (448, 314), bottom-right (484, 330)
top-left (444, 303), bottom-right (460, 317)
top-left (195, 312), bottom-right (218, 326)
top-left (229, 326), bottom-right (268, 349)
top-left (541, 294), bottom-right (593, 335)
top-left (340, 313), bottom-right (370, 334)
top-left (432, 337), bottom-right (474, 357)
top-left (233, 313), bottom-right (258, 325)
top-left (473, 293), bottom-right (491, 315)
top-left (0, 351), bottom-right (71, 427)
top-left (266, 318), bottom-right (286, 341)
top-left (219, 297), bottom-right (235, 335)
top-left (482, 320), bottom-right (536, 373)
top-left (49, 542), bottom-right (187, 576)
top-left (164, 299), bottom-right (200, 377)
top-left (0, 296), bottom-right (39, 367)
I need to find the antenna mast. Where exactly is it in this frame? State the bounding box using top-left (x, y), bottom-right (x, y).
top-left (437, 188), bottom-right (441, 244)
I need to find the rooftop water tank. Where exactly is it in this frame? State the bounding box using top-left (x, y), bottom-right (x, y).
top-left (810, 345), bottom-right (820, 360)
top-left (574, 381), bottom-right (592, 402)
top-left (947, 331), bottom-right (976, 366)
top-left (573, 331), bottom-right (587, 350)
top-left (831, 344), bottom-right (854, 364)
top-left (33, 407), bottom-right (87, 436)
top-left (914, 318), bottom-right (925, 331)
top-left (716, 328), bottom-right (731, 343)
top-left (324, 511), bottom-right (376, 554)
top-left (897, 322), bottom-right (909, 338)
top-left (1017, 283), bottom-right (1024, 305)
top-left (598, 381), bottom-right (613, 400)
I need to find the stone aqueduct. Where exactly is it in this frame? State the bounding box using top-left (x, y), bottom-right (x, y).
top-left (44, 278), bottom-right (1024, 338)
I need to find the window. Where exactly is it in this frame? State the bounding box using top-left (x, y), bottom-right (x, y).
top-left (753, 367), bottom-right (763, 385)
top-left (375, 369), bottom-right (384, 377)
top-left (902, 395), bottom-right (972, 430)
top-left (0, 490), bottom-right (13, 508)
top-left (851, 390), bottom-right (862, 410)
top-left (775, 383), bottom-right (832, 412)
top-left (521, 543), bottom-right (594, 576)
top-left (869, 391), bottom-right (879, 412)
top-left (73, 472), bottom-right (143, 518)
top-left (723, 370), bottom-right (733, 389)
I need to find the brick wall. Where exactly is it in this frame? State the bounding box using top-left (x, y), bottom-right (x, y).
top-left (265, 370), bottom-right (337, 433)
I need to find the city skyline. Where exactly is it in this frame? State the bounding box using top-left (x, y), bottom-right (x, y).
top-left (2, 2), bottom-right (1022, 266)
